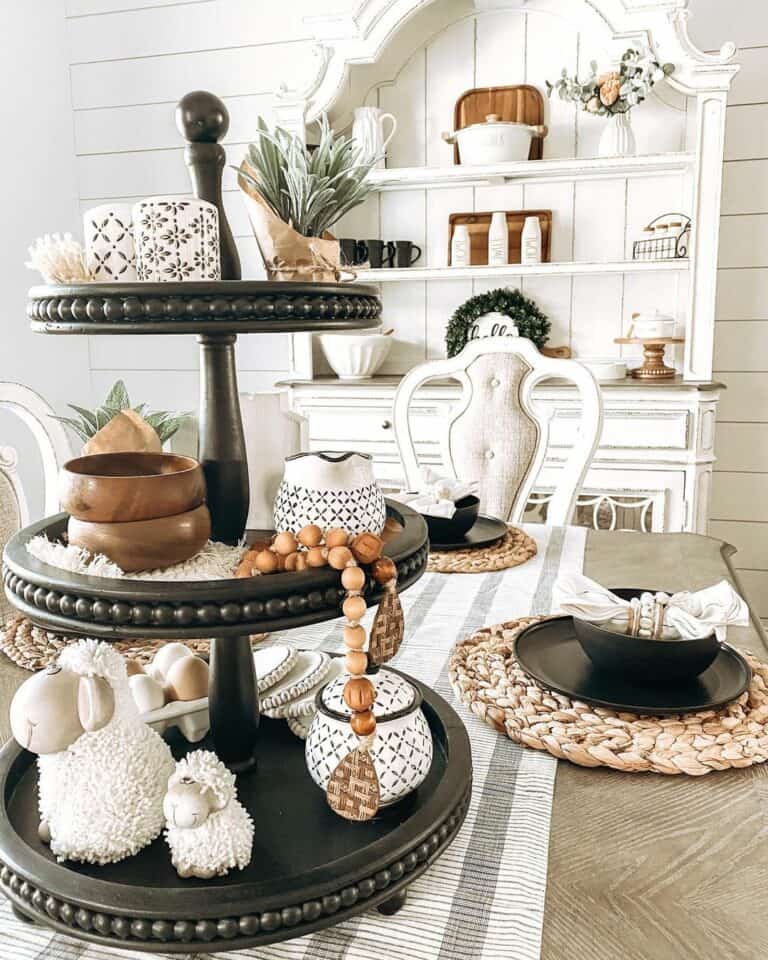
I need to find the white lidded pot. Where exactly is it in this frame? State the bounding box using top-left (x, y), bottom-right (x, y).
top-left (305, 668), bottom-right (433, 807)
top-left (627, 310), bottom-right (677, 340)
top-left (442, 115), bottom-right (548, 165)
top-left (273, 451), bottom-right (387, 535)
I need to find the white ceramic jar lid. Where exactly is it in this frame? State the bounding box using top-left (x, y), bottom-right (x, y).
top-left (319, 667), bottom-right (418, 720)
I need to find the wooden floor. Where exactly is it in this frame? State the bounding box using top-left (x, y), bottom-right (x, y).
top-left (542, 532), bottom-right (768, 960)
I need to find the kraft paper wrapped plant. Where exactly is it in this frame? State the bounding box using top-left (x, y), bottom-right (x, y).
top-left (237, 116), bottom-right (380, 282)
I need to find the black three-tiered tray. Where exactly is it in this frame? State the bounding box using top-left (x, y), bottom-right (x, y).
top-left (0, 92), bottom-right (472, 951)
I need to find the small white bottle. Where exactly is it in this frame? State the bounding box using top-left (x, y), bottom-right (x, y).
top-left (521, 216), bottom-right (542, 265)
top-left (487, 212), bottom-right (509, 266)
top-left (451, 225), bottom-right (470, 267)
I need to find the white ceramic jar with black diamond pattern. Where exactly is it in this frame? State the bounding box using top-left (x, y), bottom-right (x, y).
top-left (83, 203), bottom-right (138, 281)
top-left (273, 451), bottom-right (387, 536)
top-left (305, 668), bottom-right (433, 806)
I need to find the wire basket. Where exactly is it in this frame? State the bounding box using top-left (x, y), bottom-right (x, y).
top-left (632, 213), bottom-right (691, 261)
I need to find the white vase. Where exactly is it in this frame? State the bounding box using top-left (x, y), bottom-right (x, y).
top-left (598, 112), bottom-right (637, 158)
top-left (273, 451), bottom-right (387, 535)
top-left (132, 196), bottom-right (220, 281)
top-left (83, 203), bottom-right (138, 281)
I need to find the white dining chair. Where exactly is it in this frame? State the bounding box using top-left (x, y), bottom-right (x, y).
top-left (0, 383), bottom-right (72, 621)
top-left (392, 337), bottom-right (603, 526)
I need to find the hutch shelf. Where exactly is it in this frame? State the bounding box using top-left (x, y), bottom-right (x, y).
top-left (273, 0), bottom-right (738, 534)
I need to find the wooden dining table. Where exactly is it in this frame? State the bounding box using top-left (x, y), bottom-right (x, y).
top-left (0, 529), bottom-right (764, 960)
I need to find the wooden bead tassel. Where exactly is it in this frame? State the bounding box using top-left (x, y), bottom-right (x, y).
top-left (326, 553), bottom-right (383, 822)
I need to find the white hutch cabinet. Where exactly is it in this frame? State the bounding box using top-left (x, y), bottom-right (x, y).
top-left (271, 0), bottom-right (738, 534)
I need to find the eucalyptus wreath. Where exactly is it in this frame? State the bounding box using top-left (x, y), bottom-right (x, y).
top-left (445, 287), bottom-right (550, 357)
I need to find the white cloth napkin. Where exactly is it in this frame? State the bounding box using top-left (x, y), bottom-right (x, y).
top-left (553, 573), bottom-right (749, 641)
top-left (390, 467), bottom-right (478, 518)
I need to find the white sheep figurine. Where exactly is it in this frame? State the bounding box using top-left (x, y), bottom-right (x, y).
top-left (9, 639), bottom-right (175, 865)
top-left (163, 750), bottom-right (254, 878)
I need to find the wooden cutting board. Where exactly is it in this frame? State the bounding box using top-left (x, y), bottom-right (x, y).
top-left (453, 85), bottom-right (546, 164)
top-left (448, 210), bottom-right (552, 266)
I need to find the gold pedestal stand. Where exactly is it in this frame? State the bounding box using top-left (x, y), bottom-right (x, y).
top-left (614, 337), bottom-right (685, 380)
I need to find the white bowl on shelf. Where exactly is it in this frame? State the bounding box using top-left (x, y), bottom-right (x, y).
top-left (577, 357), bottom-right (628, 381)
top-left (319, 332), bottom-right (392, 380)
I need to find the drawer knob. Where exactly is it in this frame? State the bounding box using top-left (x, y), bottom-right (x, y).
top-left (381, 420), bottom-right (392, 430)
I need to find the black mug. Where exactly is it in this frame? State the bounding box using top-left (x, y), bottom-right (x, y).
top-left (362, 239), bottom-right (395, 269)
top-left (394, 240), bottom-right (422, 268)
top-left (339, 238), bottom-right (366, 267)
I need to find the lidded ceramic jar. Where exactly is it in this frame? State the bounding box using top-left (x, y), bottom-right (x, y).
top-left (305, 668), bottom-right (433, 807)
top-left (273, 451), bottom-right (387, 536)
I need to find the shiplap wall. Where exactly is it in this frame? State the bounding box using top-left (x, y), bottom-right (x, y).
top-left (686, 2), bottom-right (768, 621)
top-left (67, 0), bottom-right (356, 416)
top-left (0, 1), bottom-right (87, 517)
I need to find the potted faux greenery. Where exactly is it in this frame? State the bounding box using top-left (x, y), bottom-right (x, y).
top-left (237, 116), bottom-right (380, 282)
top-left (547, 47), bottom-right (674, 157)
top-left (54, 380), bottom-right (192, 455)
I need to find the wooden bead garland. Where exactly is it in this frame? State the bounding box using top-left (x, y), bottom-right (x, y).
top-left (234, 522), bottom-right (406, 822)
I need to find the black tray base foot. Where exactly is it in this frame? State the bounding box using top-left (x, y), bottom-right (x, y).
top-left (11, 903), bottom-right (35, 924)
top-left (209, 634), bottom-right (259, 771)
top-left (377, 889), bottom-right (407, 916)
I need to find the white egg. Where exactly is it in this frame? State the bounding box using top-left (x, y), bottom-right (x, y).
top-left (151, 642), bottom-right (193, 679)
top-left (129, 674), bottom-right (166, 713)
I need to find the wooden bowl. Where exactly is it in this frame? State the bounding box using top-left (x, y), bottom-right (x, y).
top-left (67, 504), bottom-right (211, 573)
top-left (423, 495), bottom-right (480, 542)
top-left (60, 452), bottom-right (205, 522)
top-left (572, 587), bottom-right (721, 682)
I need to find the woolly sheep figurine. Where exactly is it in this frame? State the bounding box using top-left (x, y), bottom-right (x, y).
top-left (164, 750), bottom-right (254, 878)
top-left (9, 639), bottom-right (175, 865)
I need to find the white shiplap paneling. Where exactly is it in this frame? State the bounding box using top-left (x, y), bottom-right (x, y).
top-left (70, 40), bottom-right (315, 109)
top-left (715, 372), bottom-right (768, 422)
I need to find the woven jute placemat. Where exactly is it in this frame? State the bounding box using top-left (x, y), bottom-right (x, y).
top-left (428, 526), bottom-right (537, 574)
top-left (0, 616), bottom-right (267, 671)
top-left (448, 616), bottom-right (768, 776)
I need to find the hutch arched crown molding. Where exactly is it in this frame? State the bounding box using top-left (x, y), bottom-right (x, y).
top-left (276, 0), bottom-right (737, 536)
top-left (276, 0), bottom-right (737, 129)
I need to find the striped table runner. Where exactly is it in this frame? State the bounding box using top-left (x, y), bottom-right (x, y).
top-left (0, 524), bottom-right (586, 960)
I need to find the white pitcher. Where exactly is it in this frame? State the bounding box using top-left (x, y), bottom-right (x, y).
top-left (352, 107), bottom-right (397, 168)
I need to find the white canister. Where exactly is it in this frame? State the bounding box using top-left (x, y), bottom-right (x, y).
top-left (273, 451), bottom-right (387, 535)
top-left (133, 196), bottom-right (221, 282)
top-left (351, 106), bottom-right (397, 169)
top-left (521, 216), bottom-right (542, 265)
top-left (451, 225), bottom-right (471, 267)
top-left (83, 203), bottom-right (137, 281)
top-left (488, 212), bottom-right (509, 266)
top-left (627, 310), bottom-right (677, 339)
top-left (305, 668), bottom-right (433, 807)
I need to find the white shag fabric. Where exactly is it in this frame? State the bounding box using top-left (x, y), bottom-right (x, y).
top-left (38, 640), bottom-right (175, 865)
top-left (26, 536), bottom-right (243, 581)
top-left (0, 524), bottom-right (586, 960)
top-left (165, 751), bottom-right (254, 877)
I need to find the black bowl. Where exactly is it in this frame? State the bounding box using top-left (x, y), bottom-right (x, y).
top-left (571, 587), bottom-right (721, 682)
top-left (422, 495), bottom-right (480, 542)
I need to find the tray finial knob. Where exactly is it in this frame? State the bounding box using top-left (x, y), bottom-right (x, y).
top-left (175, 90), bottom-right (230, 143)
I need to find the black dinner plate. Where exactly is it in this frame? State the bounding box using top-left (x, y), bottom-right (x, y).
top-left (515, 616), bottom-right (752, 715)
top-left (428, 515), bottom-right (508, 552)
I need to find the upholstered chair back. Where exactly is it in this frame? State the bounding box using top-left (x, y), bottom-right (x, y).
top-left (393, 338), bottom-right (603, 526)
top-left (0, 384), bottom-right (71, 621)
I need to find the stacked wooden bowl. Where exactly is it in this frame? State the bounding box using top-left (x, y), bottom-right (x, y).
top-left (60, 452), bottom-right (211, 572)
